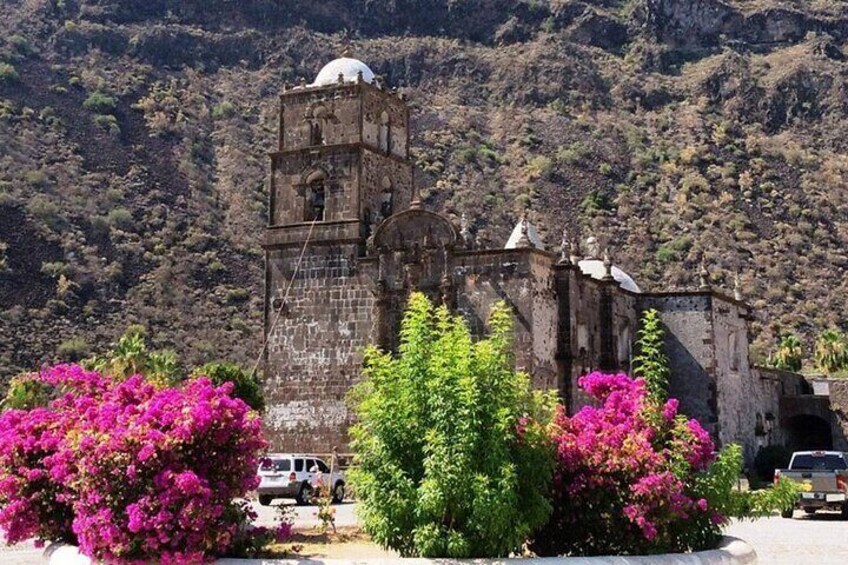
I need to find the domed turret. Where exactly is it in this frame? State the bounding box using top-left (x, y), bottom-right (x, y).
top-left (312, 58), bottom-right (375, 87)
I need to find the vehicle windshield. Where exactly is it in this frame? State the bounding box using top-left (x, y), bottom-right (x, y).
top-left (790, 453), bottom-right (847, 471)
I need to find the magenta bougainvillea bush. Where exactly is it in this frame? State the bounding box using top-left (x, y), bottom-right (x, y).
top-left (0, 364), bottom-right (286, 564)
top-left (532, 372), bottom-right (721, 556)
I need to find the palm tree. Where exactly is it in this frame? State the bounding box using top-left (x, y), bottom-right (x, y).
top-left (814, 329), bottom-right (848, 375)
top-left (769, 333), bottom-right (804, 372)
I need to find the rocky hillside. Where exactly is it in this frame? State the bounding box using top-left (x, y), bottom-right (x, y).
top-left (1, 0), bottom-right (847, 378)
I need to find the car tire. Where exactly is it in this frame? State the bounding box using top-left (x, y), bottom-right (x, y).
top-left (781, 507), bottom-right (794, 519)
top-left (332, 481), bottom-right (345, 503)
top-left (258, 495), bottom-right (273, 506)
top-left (296, 483), bottom-right (313, 506)
top-left (803, 507), bottom-right (816, 515)
top-left (841, 503), bottom-right (848, 520)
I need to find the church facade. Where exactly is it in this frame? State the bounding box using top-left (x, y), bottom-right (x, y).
top-left (261, 57), bottom-right (848, 465)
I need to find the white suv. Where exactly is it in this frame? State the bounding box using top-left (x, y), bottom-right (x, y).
top-left (256, 453), bottom-right (345, 506)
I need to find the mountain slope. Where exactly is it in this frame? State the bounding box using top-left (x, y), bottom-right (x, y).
top-left (1, 0), bottom-right (847, 378)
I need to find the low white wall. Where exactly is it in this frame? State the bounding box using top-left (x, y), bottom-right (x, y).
top-left (45, 537), bottom-right (756, 565)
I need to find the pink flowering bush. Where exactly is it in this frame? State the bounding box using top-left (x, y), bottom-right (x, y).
top-left (532, 372), bottom-right (721, 556)
top-left (0, 364), bottom-right (286, 563)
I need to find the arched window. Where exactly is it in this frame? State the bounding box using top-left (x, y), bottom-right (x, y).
top-left (379, 111), bottom-right (391, 154)
top-left (304, 181), bottom-right (325, 222)
top-left (303, 169), bottom-right (328, 222)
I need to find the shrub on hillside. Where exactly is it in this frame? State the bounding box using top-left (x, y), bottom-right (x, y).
top-left (349, 293), bottom-right (554, 558)
top-left (0, 364), bottom-right (286, 563)
top-left (0, 63), bottom-right (18, 83)
top-left (82, 91), bottom-right (117, 113)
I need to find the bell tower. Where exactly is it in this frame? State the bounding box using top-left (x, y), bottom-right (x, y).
top-left (266, 57), bottom-right (414, 241)
top-left (262, 57), bottom-right (414, 451)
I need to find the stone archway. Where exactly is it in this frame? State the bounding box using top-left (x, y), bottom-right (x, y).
top-left (784, 414), bottom-right (833, 452)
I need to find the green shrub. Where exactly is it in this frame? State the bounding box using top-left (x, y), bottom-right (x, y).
top-left (225, 287), bottom-right (250, 304)
top-left (1, 373), bottom-right (52, 410)
top-left (82, 91), bottom-right (117, 113)
top-left (93, 114), bottom-right (120, 136)
top-left (192, 362), bottom-right (265, 412)
top-left (105, 207), bottom-right (133, 230)
top-left (349, 293), bottom-right (554, 558)
top-left (9, 35), bottom-right (35, 57)
top-left (578, 190), bottom-right (611, 214)
top-left (211, 101), bottom-right (236, 120)
top-left (57, 338), bottom-right (90, 361)
top-left (526, 155), bottom-right (554, 180)
top-left (0, 63), bottom-right (18, 83)
top-left (632, 309), bottom-right (671, 402)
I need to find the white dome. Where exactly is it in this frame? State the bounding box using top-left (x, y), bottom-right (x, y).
top-left (578, 259), bottom-right (641, 293)
top-left (312, 58), bottom-right (375, 87)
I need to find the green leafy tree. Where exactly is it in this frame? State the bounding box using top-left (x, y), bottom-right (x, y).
top-left (349, 293), bottom-right (554, 558)
top-left (192, 362), bottom-right (265, 412)
top-left (814, 329), bottom-right (848, 375)
top-left (632, 309), bottom-right (671, 402)
top-left (768, 334), bottom-right (804, 372)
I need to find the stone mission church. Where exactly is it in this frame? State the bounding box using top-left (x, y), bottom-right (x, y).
top-left (262, 57), bottom-right (848, 465)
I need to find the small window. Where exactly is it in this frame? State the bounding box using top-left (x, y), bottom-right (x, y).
top-left (309, 122), bottom-right (323, 146)
top-left (306, 459), bottom-right (317, 472)
top-left (316, 460), bottom-right (330, 473)
top-left (294, 459), bottom-right (304, 472)
top-left (305, 182), bottom-right (325, 222)
top-left (275, 459), bottom-right (291, 472)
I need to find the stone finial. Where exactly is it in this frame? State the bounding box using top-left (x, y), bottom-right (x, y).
top-left (602, 247), bottom-right (614, 281)
top-left (569, 237), bottom-right (582, 266)
top-left (338, 72), bottom-right (345, 84)
top-left (559, 228), bottom-right (569, 264)
top-left (356, 70), bottom-right (365, 83)
top-left (585, 235), bottom-right (601, 260)
top-left (282, 81), bottom-right (290, 92)
top-left (460, 212), bottom-right (472, 249)
top-left (699, 262), bottom-right (711, 291)
top-left (299, 76), bottom-right (307, 88)
top-left (733, 271), bottom-right (743, 301)
top-left (515, 210), bottom-right (531, 248)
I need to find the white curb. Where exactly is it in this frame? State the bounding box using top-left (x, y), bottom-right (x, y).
top-left (44, 537), bottom-right (756, 565)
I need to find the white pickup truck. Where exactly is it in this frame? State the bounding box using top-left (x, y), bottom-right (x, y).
top-left (774, 451), bottom-right (848, 519)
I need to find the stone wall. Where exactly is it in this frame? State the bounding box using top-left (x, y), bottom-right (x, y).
top-left (263, 243), bottom-right (376, 452)
top-left (640, 293), bottom-right (718, 436)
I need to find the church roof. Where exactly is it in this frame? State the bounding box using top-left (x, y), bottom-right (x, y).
top-left (312, 58), bottom-right (375, 87)
top-left (578, 259), bottom-right (642, 293)
top-left (504, 217), bottom-right (545, 250)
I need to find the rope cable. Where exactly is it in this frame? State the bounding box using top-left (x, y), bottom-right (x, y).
top-left (251, 218), bottom-right (318, 375)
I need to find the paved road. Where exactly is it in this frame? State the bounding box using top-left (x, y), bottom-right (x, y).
top-left (725, 510), bottom-right (848, 565)
top-left (4, 503), bottom-right (846, 563)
